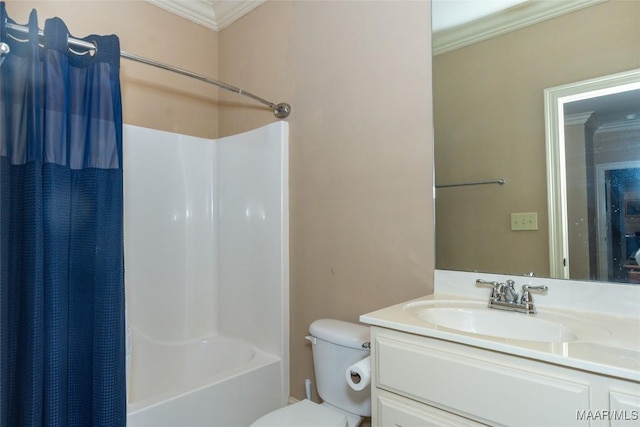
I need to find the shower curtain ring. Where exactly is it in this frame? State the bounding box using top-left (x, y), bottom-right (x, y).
top-left (0, 42), bottom-right (9, 67)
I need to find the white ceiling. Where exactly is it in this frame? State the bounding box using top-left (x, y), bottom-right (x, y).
top-left (432, 0), bottom-right (528, 32)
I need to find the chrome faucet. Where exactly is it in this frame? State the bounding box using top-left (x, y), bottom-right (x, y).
top-left (476, 279), bottom-right (548, 314)
top-left (501, 279), bottom-right (519, 303)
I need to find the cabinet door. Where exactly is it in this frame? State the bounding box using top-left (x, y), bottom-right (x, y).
top-left (375, 332), bottom-right (591, 426)
top-left (377, 390), bottom-right (487, 427)
top-left (609, 390), bottom-right (640, 427)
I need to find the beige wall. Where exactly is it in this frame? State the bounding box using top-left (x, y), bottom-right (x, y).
top-left (434, 0), bottom-right (640, 277)
top-left (6, 0), bottom-right (436, 403)
top-left (219, 1), bottom-right (434, 401)
top-left (565, 122), bottom-right (591, 280)
top-left (6, 1), bottom-right (220, 138)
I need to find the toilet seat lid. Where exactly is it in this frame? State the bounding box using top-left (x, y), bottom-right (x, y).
top-left (251, 399), bottom-right (348, 427)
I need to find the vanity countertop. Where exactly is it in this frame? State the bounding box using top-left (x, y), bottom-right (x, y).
top-left (361, 292), bottom-right (640, 382)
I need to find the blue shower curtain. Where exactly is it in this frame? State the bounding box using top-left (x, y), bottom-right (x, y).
top-left (0, 5), bottom-right (126, 426)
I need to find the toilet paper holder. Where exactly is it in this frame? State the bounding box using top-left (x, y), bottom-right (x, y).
top-left (349, 370), bottom-right (362, 385)
top-left (346, 356), bottom-right (371, 391)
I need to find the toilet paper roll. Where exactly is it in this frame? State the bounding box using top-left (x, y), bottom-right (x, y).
top-left (345, 356), bottom-right (371, 391)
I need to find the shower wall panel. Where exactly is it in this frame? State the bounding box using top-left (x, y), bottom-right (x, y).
top-left (124, 126), bottom-right (217, 342)
top-left (123, 122), bottom-right (288, 369)
top-left (217, 122), bottom-right (289, 357)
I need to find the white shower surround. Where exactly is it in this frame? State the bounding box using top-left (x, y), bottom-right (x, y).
top-left (123, 122), bottom-right (289, 426)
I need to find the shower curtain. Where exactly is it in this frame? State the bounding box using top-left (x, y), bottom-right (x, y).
top-left (0, 5), bottom-right (126, 426)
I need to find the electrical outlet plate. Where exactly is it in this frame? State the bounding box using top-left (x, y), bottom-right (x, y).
top-left (511, 212), bottom-right (538, 231)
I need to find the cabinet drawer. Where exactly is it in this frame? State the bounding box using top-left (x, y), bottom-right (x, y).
top-left (609, 390), bottom-right (640, 427)
top-left (375, 334), bottom-right (590, 426)
top-left (377, 390), bottom-right (487, 427)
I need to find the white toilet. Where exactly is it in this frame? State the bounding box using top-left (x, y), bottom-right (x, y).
top-left (251, 319), bottom-right (371, 427)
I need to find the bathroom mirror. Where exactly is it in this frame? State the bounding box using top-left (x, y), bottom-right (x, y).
top-left (433, 0), bottom-right (640, 283)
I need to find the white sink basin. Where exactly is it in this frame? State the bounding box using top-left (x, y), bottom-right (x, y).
top-left (417, 307), bottom-right (577, 342)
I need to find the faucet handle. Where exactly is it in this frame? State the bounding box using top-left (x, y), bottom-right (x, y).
top-left (476, 279), bottom-right (500, 298)
top-left (521, 284), bottom-right (548, 295)
top-left (476, 279), bottom-right (498, 287)
top-left (520, 284), bottom-right (548, 306)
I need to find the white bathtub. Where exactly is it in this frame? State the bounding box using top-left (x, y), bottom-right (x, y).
top-left (127, 331), bottom-right (285, 427)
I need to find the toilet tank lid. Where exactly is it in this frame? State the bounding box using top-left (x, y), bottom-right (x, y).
top-left (309, 319), bottom-right (370, 350)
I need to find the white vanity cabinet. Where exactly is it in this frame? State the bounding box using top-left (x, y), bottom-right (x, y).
top-left (370, 326), bottom-right (640, 427)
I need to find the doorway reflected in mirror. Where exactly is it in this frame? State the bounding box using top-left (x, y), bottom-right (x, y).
top-left (545, 70), bottom-right (640, 283)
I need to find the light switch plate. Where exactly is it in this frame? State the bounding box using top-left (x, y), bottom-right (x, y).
top-left (511, 212), bottom-right (538, 231)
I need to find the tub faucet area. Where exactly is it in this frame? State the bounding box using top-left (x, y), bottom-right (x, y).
top-left (476, 279), bottom-right (548, 314)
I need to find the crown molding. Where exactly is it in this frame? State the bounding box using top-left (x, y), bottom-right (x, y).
top-left (565, 113), bottom-right (640, 133)
top-left (596, 119), bottom-right (640, 134)
top-left (211, 0), bottom-right (266, 31)
top-left (146, 0), bottom-right (265, 32)
top-left (433, 0), bottom-right (606, 56)
top-left (565, 111), bottom-right (595, 126)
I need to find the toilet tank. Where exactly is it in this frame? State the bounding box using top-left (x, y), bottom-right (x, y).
top-left (308, 319), bottom-right (371, 417)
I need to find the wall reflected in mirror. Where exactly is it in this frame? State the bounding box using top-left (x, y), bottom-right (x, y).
top-left (433, 0), bottom-right (640, 284)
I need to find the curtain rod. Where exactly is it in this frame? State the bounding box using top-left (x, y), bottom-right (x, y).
top-left (435, 179), bottom-right (506, 189)
top-left (1, 22), bottom-right (291, 119)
